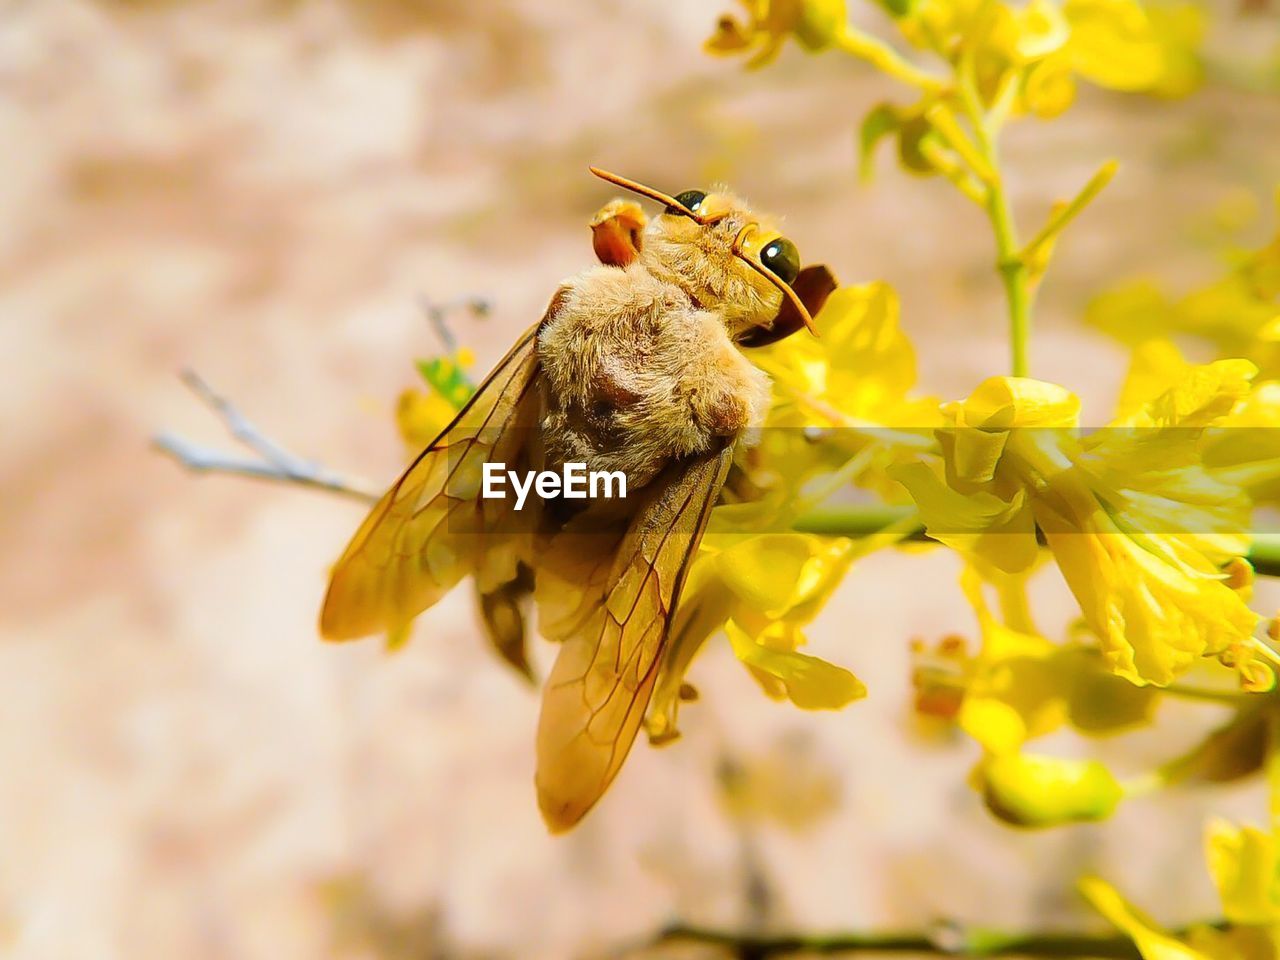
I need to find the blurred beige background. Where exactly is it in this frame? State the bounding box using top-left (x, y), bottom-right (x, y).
top-left (3, 1), bottom-right (1280, 957)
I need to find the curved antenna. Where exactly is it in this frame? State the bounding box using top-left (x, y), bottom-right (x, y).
top-left (590, 168), bottom-right (818, 336)
top-left (731, 224), bottom-right (819, 337)
top-left (588, 167), bottom-right (702, 221)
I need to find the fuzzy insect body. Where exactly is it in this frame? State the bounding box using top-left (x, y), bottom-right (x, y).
top-left (320, 169), bottom-right (836, 831)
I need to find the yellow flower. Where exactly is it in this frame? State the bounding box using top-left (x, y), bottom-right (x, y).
top-left (898, 0), bottom-right (1198, 118)
top-left (755, 282), bottom-right (933, 422)
top-left (897, 367), bottom-right (1261, 686)
top-left (1022, 57), bottom-right (1078, 117)
top-left (395, 348), bottom-right (476, 450)
top-left (647, 530), bottom-right (867, 744)
top-left (913, 564), bottom-right (1151, 828)
top-left (396, 388), bottom-right (458, 450)
top-left (1060, 0), bottom-right (1164, 91)
top-left (913, 565), bottom-right (1158, 753)
top-left (1115, 338), bottom-right (1194, 419)
top-left (705, 0), bottom-right (847, 68)
top-left (1021, 0), bottom-right (1200, 116)
top-left (751, 281), bottom-right (940, 500)
top-left (1118, 339), bottom-right (1280, 515)
top-left (1143, 2), bottom-right (1205, 98)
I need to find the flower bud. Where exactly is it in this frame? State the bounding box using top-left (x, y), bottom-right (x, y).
top-left (794, 0), bottom-right (848, 51)
top-left (980, 753), bottom-right (1122, 828)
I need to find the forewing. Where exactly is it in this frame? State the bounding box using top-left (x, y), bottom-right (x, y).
top-left (320, 325), bottom-right (543, 640)
top-left (535, 444), bottom-right (734, 831)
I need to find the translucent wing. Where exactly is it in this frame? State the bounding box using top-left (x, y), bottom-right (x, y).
top-left (534, 444), bottom-right (734, 831)
top-left (320, 323), bottom-right (544, 640)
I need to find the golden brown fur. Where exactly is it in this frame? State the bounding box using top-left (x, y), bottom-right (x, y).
top-left (537, 191), bottom-right (778, 490)
top-left (320, 179), bottom-right (822, 833)
top-left (638, 189), bottom-right (786, 335)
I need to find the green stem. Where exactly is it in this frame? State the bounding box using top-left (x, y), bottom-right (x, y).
top-left (1268, 707), bottom-right (1280, 833)
top-left (954, 36), bottom-right (1032, 378)
top-left (793, 504), bottom-right (923, 537)
top-left (980, 151), bottom-right (1032, 379)
top-left (1254, 539), bottom-right (1280, 579)
top-left (834, 29), bottom-right (945, 91)
top-left (1163, 683), bottom-right (1254, 706)
top-left (997, 222), bottom-right (1032, 379)
top-left (793, 505), bottom-right (1280, 578)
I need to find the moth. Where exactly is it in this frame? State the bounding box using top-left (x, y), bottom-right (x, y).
top-left (320, 168), bottom-right (837, 831)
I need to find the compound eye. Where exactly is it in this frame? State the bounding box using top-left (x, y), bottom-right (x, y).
top-left (666, 190), bottom-right (707, 216)
top-left (760, 236), bottom-right (800, 285)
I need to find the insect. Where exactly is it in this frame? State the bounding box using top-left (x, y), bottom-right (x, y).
top-left (320, 168), bottom-right (837, 831)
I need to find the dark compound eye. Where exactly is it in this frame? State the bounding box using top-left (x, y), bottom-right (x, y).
top-left (666, 190), bottom-right (706, 216)
top-left (760, 236), bottom-right (800, 285)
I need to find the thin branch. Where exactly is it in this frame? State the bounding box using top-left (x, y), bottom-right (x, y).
top-left (157, 295), bottom-right (489, 502)
top-left (645, 921), bottom-right (1149, 959)
top-left (419, 294), bottom-right (491, 353)
top-left (917, 137), bottom-right (989, 207)
top-left (177, 369), bottom-right (306, 472)
top-left (924, 103), bottom-right (995, 185)
top-left (154, 369), bottom-right (380, 504)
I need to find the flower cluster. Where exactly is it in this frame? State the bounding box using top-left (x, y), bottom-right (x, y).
top-left (381, 0), bottom-right (1280, 940)
top-left (700, 0), bottom-right (1280, 945)
top-left (899, 365), bottom-right (1267, 688)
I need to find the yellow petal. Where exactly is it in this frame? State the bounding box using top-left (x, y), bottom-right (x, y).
top-left (950, 376), bottom-right (1081, 429)
top-left (715, 534), bottom-right (852, 618)
top-left (959, 697), bottom-right (1029, 754)
top-left (395, 388), bottom-right (457, 449)
top-left (823, 283), bottom-right (921, 417)
top-left (945, 423), bottom-right (1011, 484)
top-left (1080, 877), bottom-right (1210, 960)
top-left (1014, 0), bottom-right (1070, 59)
top-left (1023, 57), bottom-right (1077, 119)
top-left (1084, 281), bottom-right (1177, 347)
top-left (1204, 819), bottom-right (1280, 925)
top-left (1043, 519), bottom-right (1258, 685)
top-left (726, 620), bottom-right (867, 710)
top-left (1144, 2), bottom-right (1205, 99)
top-left (1118, 358), bottom-right (1256, 429)
top-left (646, 575), bottom-right (738, 745)
top-left (894, 461), bottom-right (1040, 573)
top-left (1116, 339), bottom-right (1193, 419)
top-left (1064, 0), bottom-right (1164, 91)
